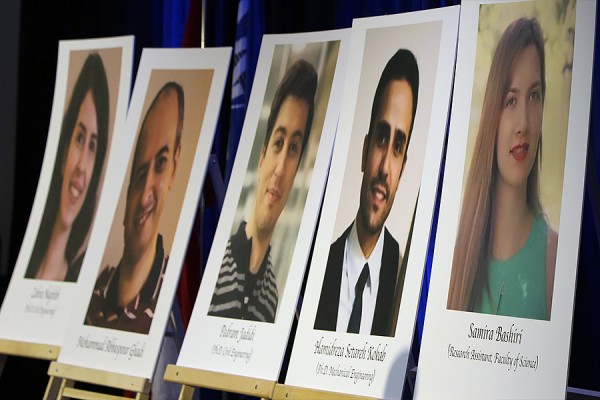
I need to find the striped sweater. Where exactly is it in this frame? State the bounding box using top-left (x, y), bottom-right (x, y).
top-left (208, 222), bottom-right (278, 323)
top-left (85, 234), bottom-right (167, 334)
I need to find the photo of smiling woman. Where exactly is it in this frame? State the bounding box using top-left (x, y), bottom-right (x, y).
top-left (446, 3), bottom-right (576, 321)
top-left (25, 53), bottom-right (109, 282)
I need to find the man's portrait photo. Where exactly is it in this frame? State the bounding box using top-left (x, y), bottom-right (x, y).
top-left (314, 22), bottom-right (442, 337)
top-left (85, 68), bottom-right (214, 334)
top-left (208, 41), bottom-right (342, 323)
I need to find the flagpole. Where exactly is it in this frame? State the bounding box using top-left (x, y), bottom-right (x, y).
top-left (201, 0), bottom-right (206, 48)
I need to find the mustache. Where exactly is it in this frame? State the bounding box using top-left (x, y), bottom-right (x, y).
top-left (370, 175), bottom-right (389, 201)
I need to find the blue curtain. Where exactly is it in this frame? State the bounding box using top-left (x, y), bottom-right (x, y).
top-left (162, 0), bottom-right (191, 48)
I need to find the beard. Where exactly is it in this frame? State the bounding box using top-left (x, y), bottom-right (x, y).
top-left (357, 175), bottom-right (392, 236)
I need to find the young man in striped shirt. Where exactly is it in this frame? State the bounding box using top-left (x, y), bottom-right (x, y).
top-left (209, 59), bottom-right (317, 323)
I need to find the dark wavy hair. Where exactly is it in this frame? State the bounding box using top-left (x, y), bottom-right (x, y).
top-left (25, 52), bottom-right (109, 282)
top-left (263, 59), bottom-right (318, 162)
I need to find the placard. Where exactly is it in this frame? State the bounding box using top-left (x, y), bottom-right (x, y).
top-left (0, 36), bottom-right (133, 347)
top-left (176, 29), bottom-right (350, 381)
top-left (284, 7), bottom-right (459, 399)
top-left (415, 0), bottom-right (595, 398)
top-left (56, 47), bottom-right (231, 379)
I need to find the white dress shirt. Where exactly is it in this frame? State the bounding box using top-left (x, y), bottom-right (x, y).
top-left (336, 222), bottom-right (384, 334)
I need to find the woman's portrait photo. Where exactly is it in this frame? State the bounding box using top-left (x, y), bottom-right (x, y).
top-left (447, 0), bottom-right (576, 320)
top-left (24, 48), bottom-right (122, 282)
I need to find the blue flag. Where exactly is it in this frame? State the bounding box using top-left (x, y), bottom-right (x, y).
top-left (225, 0), bottom-right (264, 185)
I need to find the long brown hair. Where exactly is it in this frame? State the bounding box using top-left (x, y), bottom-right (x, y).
top-left (447, 17), bottom-right (546, 311)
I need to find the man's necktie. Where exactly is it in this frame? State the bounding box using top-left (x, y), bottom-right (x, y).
top-left (347, 263), bottom-right (369, 333)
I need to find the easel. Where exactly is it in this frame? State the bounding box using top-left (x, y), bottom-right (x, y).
top-left (41, 306), bottom-right (184, 400)
top-left (163, 284), bottom-right (419, 399)
top-left (163, 156), bottom-right (418, 400)
top-left (40, 269), bottom-right (188, 400)
top-left (164, 152), bottom-right (277, 399)
top-left (0, 338), bottom-right (62, 397)
top-left (45, 361), bottom-right (150, 400)
top-left (163, 366), bottom-right (381, 400)
top-left (43, 311), bottom-right (187, 400)
top-left (41, 293), bottom-right (187, 400)
top-left (39, 150), bottom-right (217, 400)
top-left (0, 338), bottom-right (60, 360)
top-left (164, 365), bottom-right (276, 399)
top-left (64, 357), bottom-right (416, 400)
top-left (163, 365), bottom-right (380, 400)
top-left (165, 153), bottom-right (277, 399)
top-left (269, 348), bottom-right (416, 400)
top-left (272, 384), bottom-right (377, 400)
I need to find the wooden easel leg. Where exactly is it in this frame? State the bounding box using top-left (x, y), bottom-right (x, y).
top-left (43, 376), bottom-right (72, 400)
top-left (178, 384), bottom-right (195, 400)
top-left (43, 375), bottom-right (60, 400)
top-left (44, 377), bottom-right (73, 400)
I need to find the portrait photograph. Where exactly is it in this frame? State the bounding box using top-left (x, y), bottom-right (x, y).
top-left (416, 0), bottom-right (595, 398)
top-left (207, 40), bottom-right (342, 324)
top-left (84, 68), bottom-right (214, 334)
top-left (313, 20), bottom-right (442, 338)
top-left (176, 30), bottom-right (350, 383)
top-left (0, 37), bottom-right (133, 350)
top-left (285, 7), bottom-right (460, 400)
top-left (55, 47), bottom-right (230, 380)
top-left (446, 0), bottom-right (576, 321)
top-left (24, 47), bottom-right (123, 283)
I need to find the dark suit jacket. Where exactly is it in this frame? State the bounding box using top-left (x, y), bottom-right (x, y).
top-left (314, 224), bottom-right (400, 336)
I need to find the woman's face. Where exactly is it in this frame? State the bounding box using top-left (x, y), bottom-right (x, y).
top-left (496, 45), bottom-right (543, 191)
top-left (59, 90), bottom-right (98, 230)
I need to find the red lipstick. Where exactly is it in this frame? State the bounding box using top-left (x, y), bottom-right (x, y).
top-left (510, 142), bottom-right (529, 162)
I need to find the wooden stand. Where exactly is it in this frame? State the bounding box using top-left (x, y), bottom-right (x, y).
top-left (164, 364), bottom-right (276, 400)
top-left (163, 350), bottom-right (417, 400)
top-left (272, 384), bottom-right (377, 400)
top-left (0, 338), bottom-right (60, 360)
top-left (44, 361), bottom-right (151, 400)
top-left (41, 304), bottom-right (184, 400)
top-left (271, 354), bottom-right (416, 400)
top-left (0, 338), bottom-right (62, 397)
top-left (162, 156), bottom-right (413, 400)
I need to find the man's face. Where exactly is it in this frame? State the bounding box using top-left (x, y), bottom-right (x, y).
top-left (358, 79), bottom-right (413, 236)
top-left (253, 95), bottom-right (308, 237)
top-left (123, 89), bottom-right (180, 263)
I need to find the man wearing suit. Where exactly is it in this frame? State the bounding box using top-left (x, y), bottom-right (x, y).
top-left (314, 49), bottom-right (419, 336)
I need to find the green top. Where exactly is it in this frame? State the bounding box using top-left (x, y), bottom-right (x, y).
top-left (474, 213), bottom-right (548, 320)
